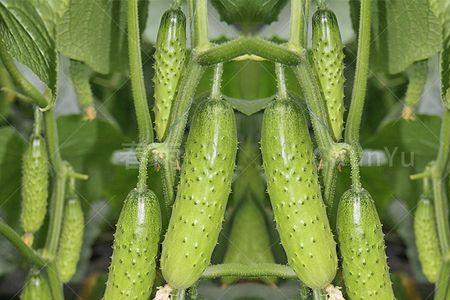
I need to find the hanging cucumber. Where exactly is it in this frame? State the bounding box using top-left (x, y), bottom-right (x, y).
top-left (312, 8), bottom-right (345, 141)
top-left (222, 196), bottom-right (276, 285)
top-left (20, 269), bottom-right (52, 300)
top-left (337, 189), bottom-right (395, 300)
top-left (414, 197), bottom-right (442, 283)
top-left (260, 99), bottom-right (337, 289)
top-left (103, 188), bottom-right (161, 300)
top-left (161, 98), bottom-right (237, 289)
top-left (153, 8), bottom-right (186, 141)
top-left (70, 60), bottom-right (96, 120)
top-left (401, 60), bottom-right (428, 120)
top-left (55, 194), bottom-right (84, 283)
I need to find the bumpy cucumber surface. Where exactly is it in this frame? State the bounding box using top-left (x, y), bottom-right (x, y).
top-left (312, 8), bottom-right (345, 141)
top-left (20, 135), bottom-right (49, 234)
top-left (153, 8), bottom-right (186, 141)
top-left (260, 99), bottom-right (337, 289)
top-left (56, 196), bottom-right (84, 283)
top-left (414, 197), bottom-right (442, 283)
top-left (161, 98), bottom-right (237, 289)
top-left (222, 197), bottom-right (276, 285)
top-left (20, 269), bottom-right (52, 300)
top-left (337, 189), bottom-right (395, 300)
top-left (103, 188), bottom-right (161, 300)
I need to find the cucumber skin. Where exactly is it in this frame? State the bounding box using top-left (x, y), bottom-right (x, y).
top-left (337, 189), bottom-right (395, 300)
top-left (154, 8), bottom-right (186, 141)
top-left (414, 197), bottom-right (442, 283)
top-left (161, 98), bottom-right (237, 289)
top-left (312, 8), bottom-right (345, 141)
top-left (56, 197), bottom-right (84, 283)
top-left (20, 135), bottom-right (49, 234)
top-left (222, 198), bottom-right (276, 285)
top-left (103, 188), bottom-right (161, 300)
top-left (20, 270), bottom-right (52, 300)
top-left (260, 99), bottom-right (337, 289)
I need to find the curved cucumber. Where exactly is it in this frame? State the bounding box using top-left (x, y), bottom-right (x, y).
top-left (222, 197), bottom-right (276, 285)
top-left (161, 98), bottom-right (237, 289)
top-left (56, 196), bottom-right (84, 283)
top-left (337, 189), bottom-right (395, 300)
top-left (260, 99), bottom-right (337, 289)
top-left (20, 134), bottom-right (49, 234)
top-left (312, 8), bottom-right (345, 141)
top-left (103, 188), bottom-right (161, 300)
top-left (153, 8), bottom-right (186, 141)
top-left (20, 269), bottom-right (52, 300)
top-left (414, 197), bottom-right (442, 283)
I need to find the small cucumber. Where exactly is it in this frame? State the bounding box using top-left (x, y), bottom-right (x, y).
top-left (20, 134), bottom-right (49, 234)
top-left (312, 8), bottom-right (345, 141)
top-left (20, 269), bottom-right (52, 300)
top-left (337, 189), bottom-right (395, 300)
top-left (153, 8), bottom-right (186, 141)
top-left (56, 196), bottom-right (84, 283)
top-left (260, 99), bottom-right (337, 289)
top-left (70, 60), bottom-right (96, 120)
top-left (414, 197), bottom-right (442, 283)
top-left (222, 197), bottom-right (276, 285)
top-left (103, 188), bottom-right (161, 300)
top-left (402, 60), bottom-right (428, 120)
top-left (161, 98), bottom-right (237, 289)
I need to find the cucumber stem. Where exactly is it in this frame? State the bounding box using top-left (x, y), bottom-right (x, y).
top-left (191, 0), bottom-right (209, 49)
top-left (172, 289), bottom-right (186, 300)
top-left (210, 63), bottom-right (224, 99)
top-left (33, 107), bottom-right (43, 137)
top-left (137, 145), bottom-right (153, 192)
top-left (275, 63), bottom-right (288, 100)
top-left (202, 263), bottom-right (297, 279)
top-left (289, 0), bottom-right (310, 50)
top-left (312, 288), bottom-right (326, 300)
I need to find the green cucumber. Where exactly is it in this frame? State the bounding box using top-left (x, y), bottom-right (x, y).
top-left (260, 99), bottom-right (337, 289)
top-left (56, 196), bottom-right (84, 283)
top-left (312, 8), bottom-right (345, 141)
top-left (222, 197), bottom-right (276, 285)
top-left (103, 188), bottom-right (161, 300)
top-left (20, 269), bottom-right (52, 300)
top-left (414, 197), bottom-right (442, 283)
top-left (153, 8), bottom-right (186, 141)
top-left (20, 134), bottom-right (49, 234)
top-left (337, 189), bottom-right (395, 300)
top-left (161, 98), bottom-right (237, 289)
top-left (402, 60), bottom-right (428, 120)
top-left (70, 59), bottom-right (96, 120)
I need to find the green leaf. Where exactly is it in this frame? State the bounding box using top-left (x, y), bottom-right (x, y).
top-left (0, 0), bottom-right (57, 91)
top-left (371, 0), bottom-right (442, 74)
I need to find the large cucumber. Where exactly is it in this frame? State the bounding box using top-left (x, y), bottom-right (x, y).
top-left (153, 8), bottom-right (186, 141)
top-left (161, 98), bottom-right (237, 289)
top-left (337, 189), bottom-right (395, 300)
top-left (260, 99), bottom-right (337, 289)
top-left (103, 188), bottom-right (161, 300)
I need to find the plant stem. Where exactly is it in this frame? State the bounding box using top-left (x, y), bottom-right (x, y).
top-left (434, 261), bottom-right (450, 300)
top-left (344, 0), bottom-right (372, 148)
top-left (348, 146), bottom-right (362, 192)
top-left (46, 262), bottom-right (64, 300)
top-left (197, 37), bottom-right (302, 66)
top-left (0, 220), bottom-right (46, 267)
top-left (275, 63), bottom-right (288, 99)
top-left (322, 159), bottom-right (338, 209)
top-left (312, 288), bottom-right (326, 300)
top-left (202, 263), bottom-right (297, 279)
top-left (0, 41), bottom-right (49, 108)
top-left (33, 107), bottom-right (43, 136)
top-left (210, 63), bottom-right (223, 99)
top-left (172, 289), bottom-right (186, 300)
top-left (289, 0), bottom-right (310, 50)
top-left (192, 0), bottom-right (209, 49)
top-left (128, 0), bottom-right (153, 146)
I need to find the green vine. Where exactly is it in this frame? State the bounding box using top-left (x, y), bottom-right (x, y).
top-left (202, 263), bottom-right (297, 279)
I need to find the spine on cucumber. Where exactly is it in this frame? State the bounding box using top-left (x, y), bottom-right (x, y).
top-left (56, 196), bottom-right (84, 283)
top-left (260, 99), bottom-right (337, 289)
top-left (414, 197), bottom-right (442, 283)
top-left (222, 196), bottom-right (276, 285)
top-left (20, 134), bottom-right (49, 234)
top-left (153, 8), bottom-right (187, 141)
top-left (337, 189), bottom-right (395, 300)
top-left (161, 98), bottom-right (237, 289)
top-left (103, 188), bottom-right (161, 300)
top-left (20, 269), bottom-right (52, 300)
top-left (312, 8), bottom-right (345, 141)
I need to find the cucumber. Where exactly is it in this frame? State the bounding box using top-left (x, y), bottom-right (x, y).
top-left (312, 8), bottom-right (345, 141)
top-left (337, 189), bottom-right (395, 300)
top-left (20, 269), bottom-right (52, 300)
top-left (402, 60), bottom-right (428, 120)
top-left (161, 98), bottom-right (237, 289)
top-left (414, 197), bottom-right (442, 283)
top-left (20, 134), bottom-right (49, 234)
top-left (222, 196), bottom-right (276, 285)
top-left (260, 99), bottom-right (337, 289)
top-left (153, 8), bottom-right (186, 141)
top-left (103, 188), bottom-right (161, 300)
top-left (70, 59), bottom-right (96, 120)
top-left (56, 196), bottom-right (84, 283)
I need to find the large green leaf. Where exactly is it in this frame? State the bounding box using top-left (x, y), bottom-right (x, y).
top-left (0, 0), bottom-right (57, 91)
